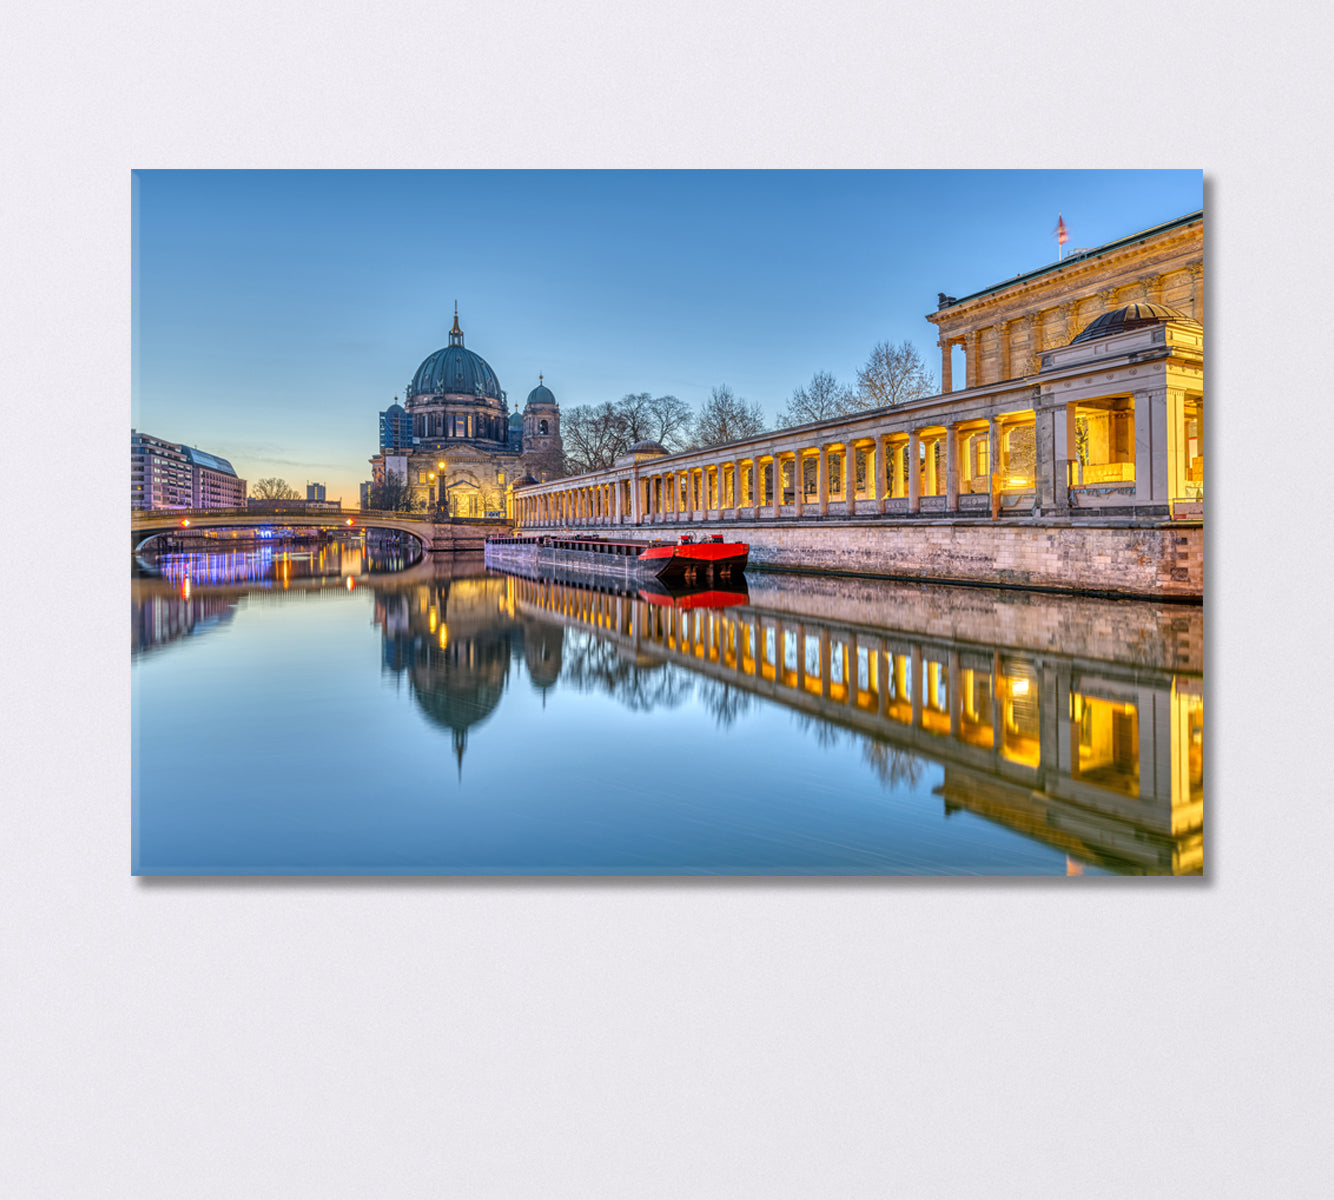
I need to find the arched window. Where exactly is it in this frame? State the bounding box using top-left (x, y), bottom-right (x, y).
top-left (539, 419), bottom-right (549, 435)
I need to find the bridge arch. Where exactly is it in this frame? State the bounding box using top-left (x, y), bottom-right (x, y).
top-left (130, 507), bottom-right (512, 557)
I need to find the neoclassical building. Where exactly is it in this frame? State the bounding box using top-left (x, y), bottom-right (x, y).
top-left (510, 210), bottom-right (1205, 599)
top-left (369, 308), bottom-right (564, 514)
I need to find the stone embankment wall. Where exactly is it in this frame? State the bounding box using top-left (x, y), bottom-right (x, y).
top-left (525, 519), bottom-right (1203, 601)
top-left (425, 520), bottom-right (511, 553)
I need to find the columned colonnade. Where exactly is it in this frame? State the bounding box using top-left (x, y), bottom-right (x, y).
top-left (515, 394), bottom-right (1042, 530)
top-left (514, 314), bottom-right (1203, 529)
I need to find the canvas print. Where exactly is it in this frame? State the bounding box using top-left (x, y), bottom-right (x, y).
top-left (131, 169), bottom-right (1204, 875)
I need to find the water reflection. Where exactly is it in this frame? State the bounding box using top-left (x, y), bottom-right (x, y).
top-left (131, 547), bottom-right (1203, 875)
top-left (132, 539), bottom-right (415, 657)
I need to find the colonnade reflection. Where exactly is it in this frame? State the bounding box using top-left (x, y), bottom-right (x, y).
top-left (131, 547), bottom-right (1203, 874)
top-left (366, 563), bottom-right (1202, 875)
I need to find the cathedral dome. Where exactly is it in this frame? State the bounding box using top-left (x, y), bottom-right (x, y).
top-left (1070, 303), bottom-right (1200, 345)
top-left (525, 378), bottom-right (557, 408)
top-left (408, 308), bottom-right (502, 399)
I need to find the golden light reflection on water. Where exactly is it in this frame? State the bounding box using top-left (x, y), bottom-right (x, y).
top-left (132, 546), bottom-right (1203, 875)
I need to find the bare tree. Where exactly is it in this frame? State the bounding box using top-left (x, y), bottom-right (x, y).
top-left (250, 476), bottom-right (300, 500)
top-left (596, 392), bottom-right (696, 454)
top-left (650, 393), bottom-right (695, 450)
top-left (855, 339), bottom-right (937, 409)
top-left (561, 401), bottom-right (629, 474)
top-left (692, 384), bottom-right (767, 447)
top-left (777, 370), bottom-right (857, 427)
top-left (366, 470), bottom-right (417, 512)
top-left (617, 392), bottom-right (656, 445)
top-left (561, 391), bottom-right (700, 473)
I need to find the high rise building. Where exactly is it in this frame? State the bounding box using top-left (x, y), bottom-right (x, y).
top-left (379, 401), bottom-right (414, 453)
top-left (307, 482), bottom-right (326, 501)
top-left (184, 446), bottom-right (246, 508)
top-left (132, 430), bottom-right (245, 510)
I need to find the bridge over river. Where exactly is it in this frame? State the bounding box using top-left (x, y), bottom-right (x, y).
top-left (131, 506), bottom-right (511, 554)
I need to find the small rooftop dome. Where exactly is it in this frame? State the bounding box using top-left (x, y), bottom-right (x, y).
top-left (513, 472), bottom-right (538, 487)
top-left (525, 375), bottom-right (558, 408)
top-left (1070, 302), bottom-right (1201, 345)
top-left (614, 439), bottom-right (669, 469)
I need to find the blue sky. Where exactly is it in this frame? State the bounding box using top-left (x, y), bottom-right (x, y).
top-left (132, 170), bottom-right (1202, 504)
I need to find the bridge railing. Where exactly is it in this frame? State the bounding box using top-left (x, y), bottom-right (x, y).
top-left (132, 506), bottom-right (513, 525)
top-left (132, 505), bottom-right (346, 521)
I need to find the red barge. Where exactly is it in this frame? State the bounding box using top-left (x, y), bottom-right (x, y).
top-left (485, 532), bottom-right (749, 583)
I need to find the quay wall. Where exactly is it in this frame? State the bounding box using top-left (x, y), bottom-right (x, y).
top-left (524, 519), bottom-right (1203, 600)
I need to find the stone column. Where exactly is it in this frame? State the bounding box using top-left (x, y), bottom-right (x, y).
top-left (792, 451), bottom-right (804, 518)
top-left (819, 630), bottom-right (831, 699)
top-left (997, 320), bottom-right (1011, 381)
top-left (1142, 387), bottom-right (1169, 504)
top-left (1189, 264), bottom-right (1203, 323)
top-left (939, 339), bottom-right (953, 392)
top-left (1143, 273), bottom-right (1164, 305)
top-left (908, 431), bottom-right (920, 513)
top-left (871, 439), bottom-right (884, 514)
top-left (731, 459), bottom-right (741, 516)
top-left (631, 469), bottom-right (642, 525)
top-left (967, 329), bottom-right (982, 388)
top-left (989, 417), bottom-right (1001, 508)
top-left (1099, 288), bottom-right (1118, 314)
top-left (1058, 402), bottom-right (1077, 501)
top-left (769, 456), bottom-right (781, 519)
top-left (845, 445), bottom-right (856, 516)
top-left (1034, 406), bottom-right (1055, 511)
top-left (945, 423), bottom-right (960, 512)
top-left (817, 445), bottom-right (829, 517)
top-left (1165, 386), bottom-right (1188, 507)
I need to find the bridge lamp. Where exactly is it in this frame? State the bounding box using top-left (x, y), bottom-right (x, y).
top-left (181, 519), bottom-right (190, 527)
top-left (346, 518), bottom-right (354, 527)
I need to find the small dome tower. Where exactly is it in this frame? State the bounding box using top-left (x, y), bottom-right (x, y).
top-left (522, 374), bottom-right (562, 455)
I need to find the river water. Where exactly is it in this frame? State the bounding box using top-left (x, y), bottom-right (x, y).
top-left (131, 538), bottom-right (1203, 876)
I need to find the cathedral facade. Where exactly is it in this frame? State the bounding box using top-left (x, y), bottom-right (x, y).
top-left (369, 308), bottom-right (564, 515)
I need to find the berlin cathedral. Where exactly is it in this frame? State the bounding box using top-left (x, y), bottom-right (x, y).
top-left (369, 307), bottom-right (565, 515)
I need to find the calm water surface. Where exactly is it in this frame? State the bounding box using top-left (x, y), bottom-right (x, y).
top-left (131, 538), bottom-right (1203, 875)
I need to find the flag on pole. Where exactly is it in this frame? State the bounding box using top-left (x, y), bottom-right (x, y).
top-left (1051, 216), bottom-right (1072, 262)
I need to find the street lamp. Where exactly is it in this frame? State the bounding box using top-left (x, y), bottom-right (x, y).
top-left (437, 462), bottom-right (447, 515)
